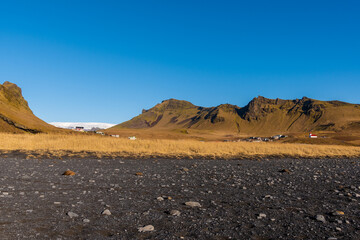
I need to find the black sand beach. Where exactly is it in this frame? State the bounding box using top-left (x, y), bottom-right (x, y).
top-left (0, 157), bottom-right (359, 239)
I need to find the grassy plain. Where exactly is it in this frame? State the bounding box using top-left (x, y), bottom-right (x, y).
top-left (0, 133), bottom-right (359, 159)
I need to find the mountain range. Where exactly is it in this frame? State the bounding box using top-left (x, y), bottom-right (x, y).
top-left (107, 97), bottom-right (360, 136)
top-left (1, 81), bottom-right (360, 143)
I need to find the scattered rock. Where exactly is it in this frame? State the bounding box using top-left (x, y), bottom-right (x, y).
top-left (1, 156), bottom-right (359, 239)
top-left (102, 209), bottom-right (111, 216)
top-left (332, 211), bottom-right (345, 216)
top-left (185, 201), bottom-right (201, 207)
top-left (67, 212), bottom-right (78, 218)
top-left (157, 197), bottom-right (164, 201)
top-left (138, 225), bottom-right (155, 232)
top-left (170, 210), bottom-right (181, 216)
top-left (316, 214), bottom-right (326, 223)
top-left (279, 169), bottom-right (291, 173)
top-left (62, 170), bottom-right (76, 176)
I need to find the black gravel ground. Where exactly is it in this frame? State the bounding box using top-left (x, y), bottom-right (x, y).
top-left (0, 157), bottom-right (359, 240)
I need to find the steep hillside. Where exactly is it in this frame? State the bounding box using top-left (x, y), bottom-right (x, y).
top-left (108, 97), bottom-right (360, 136)
top-left (0, 81), bottom-right (60, 133)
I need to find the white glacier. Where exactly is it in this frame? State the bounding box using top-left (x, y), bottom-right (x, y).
top-left (49, 122), bottom-right (116, 130)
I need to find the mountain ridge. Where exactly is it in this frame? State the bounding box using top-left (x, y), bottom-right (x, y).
top-left (109, 96), bottom-right (360, 135)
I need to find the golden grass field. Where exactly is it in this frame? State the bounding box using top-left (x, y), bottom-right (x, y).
top-left (0, 133), bottom-right (359, 159)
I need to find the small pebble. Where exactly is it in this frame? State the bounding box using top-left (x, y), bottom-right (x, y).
top-left (62, 170), bottom-right (76, 176)
top-left (67, 212), bottom-right (78, 218)
top-left (333, 211), bottom-right (345, 216)
top-left (185, 201), bottom-right (201, 207)
top-left (138, 225), bottom-right (155, 232)
top-left (316, 214), bottom-right (326, 223)
top-left (102, 209), bottom-right (111, 216)
top-left (170, 210), bottom-right (181, 216)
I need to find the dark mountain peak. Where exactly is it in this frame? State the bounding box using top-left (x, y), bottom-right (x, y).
top-left (216, 104), bottom-right (241, 114)
top-left (240, 96), bottom-right (280, 120)
top-left (0, 81), bottom-right (30, 111)
top-left (251, 95), bottom-right (268, 102)
top-left (2, 81), bottom-right (23, 97)
top-left (217, 103), bottom-right (239, 108)
top-left (249, 96), bottom-right (289, 105)
top-left (296, 96), bottom-right (313, 104)
top-left (301, 96), bottom-right (310, 100)
top-left (3, 81), bottom-right (19, 88)
top-left (158, 99), bottom-right (196, 110)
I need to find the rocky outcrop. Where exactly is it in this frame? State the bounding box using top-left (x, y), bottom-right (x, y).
top-left (0, 81), bottom-right (59, 133)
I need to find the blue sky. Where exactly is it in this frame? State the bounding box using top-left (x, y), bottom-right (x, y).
top-left (1, 1), bottom-right (359, 123)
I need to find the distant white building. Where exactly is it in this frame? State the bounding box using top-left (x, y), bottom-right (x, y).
top-left (271, 135), bottom-right (282, 140)
top-left (128, 136), bottom-right (136, 140)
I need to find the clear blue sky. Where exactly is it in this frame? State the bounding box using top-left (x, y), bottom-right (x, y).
top-left (1, 1), bottom-right (359, 123)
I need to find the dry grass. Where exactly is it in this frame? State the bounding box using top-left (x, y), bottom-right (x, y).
top-left (0, 133), bottom-right (359, 159)
top-left (0, 133), bottom-right (360, 159)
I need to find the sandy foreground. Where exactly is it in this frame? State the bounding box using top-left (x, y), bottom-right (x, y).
top-left (0, 157), bottom-right (359, 239)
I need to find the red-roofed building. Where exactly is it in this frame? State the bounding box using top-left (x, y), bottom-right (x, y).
top-left (309, 132), bottom-right (318, 138)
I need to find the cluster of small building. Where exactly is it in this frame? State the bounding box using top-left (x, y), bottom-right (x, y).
top-left (74, 126), bottom-right (85, 132)
top-left (74, 127), bottom-right (137, 140)
top-left (243, 135), bottom-right (288, 142)
top-left (238, 132), bottom-right (319, 142)
top-left (106, 134), bottom-right (136, 140)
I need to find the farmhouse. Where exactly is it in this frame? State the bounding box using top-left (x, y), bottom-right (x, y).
top-left (309, 133), bottom-right (318, 138)
top-left (75, 126), bottom-right (84, 132)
